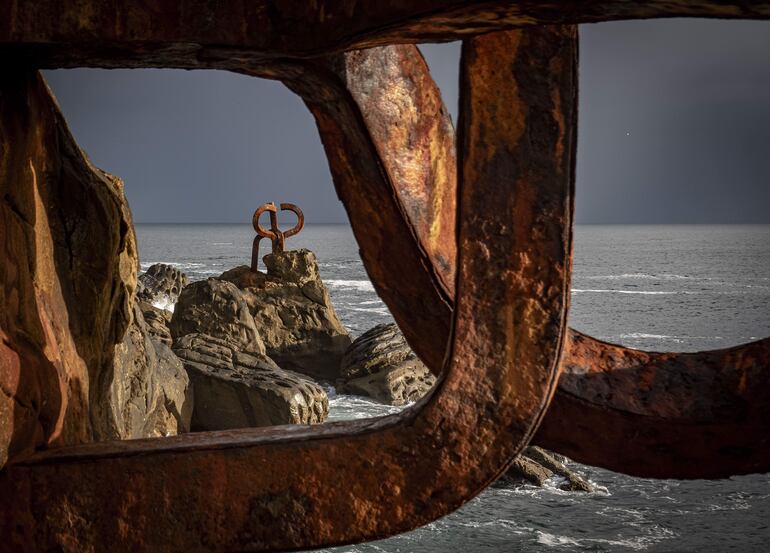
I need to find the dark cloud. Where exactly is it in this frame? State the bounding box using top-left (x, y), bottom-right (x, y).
top-left (44, 19), bottom-right (770, 224)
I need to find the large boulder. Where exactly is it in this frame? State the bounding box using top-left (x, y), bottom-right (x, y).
top-left (137, 263), bottom-right (188, 308)
top-left (92, 303), bottom-right (193, 439)
top-left (0, 70), bottom-right (139, 466)
top-left (174, 333), bottom-right (328, 429)
top-left (169, 278), bottom-right (266, 354)
top-left (220, 250), bottom-right (351, 381)
top-left (338, 323), bottom-right (436, 405)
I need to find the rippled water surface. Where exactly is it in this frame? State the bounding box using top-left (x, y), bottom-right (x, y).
top-left (136, 224), bottom-right (770, 552)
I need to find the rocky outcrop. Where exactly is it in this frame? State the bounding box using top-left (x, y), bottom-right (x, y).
top-left (0, 70), bottom-right (139, 466)
top-left (93, 303), bottom-right (193, 440)
top-left (338, 323), bottom-right (436, 405)
top-left (170, 277), bottom-right (328, 429)
top-left (137, 263), bottom-right (188, 308)
top-left (169, 278), bottom-right (266, 354)
top-left (138, 300), bottom-right (173, 346)
top-left (501, 446), bottom-right (594, 492)
top-left (220, 250), bottom-right (351, 381)
top-left (174, 334), bottom-right (327, 429)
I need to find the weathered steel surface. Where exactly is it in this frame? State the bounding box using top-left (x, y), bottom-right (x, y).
top-left (276, 49), bottom-right (455, 372)
top-left (536, 331), bottom-right (770, 478)
top-left (250, 202), bottom-right (304, 271)
top-left (322, 29), bottom-right (770, 479)
top-left (0, 27), bottom-right (576, 552)
top-left (1, 1), bottom-right (769, 68)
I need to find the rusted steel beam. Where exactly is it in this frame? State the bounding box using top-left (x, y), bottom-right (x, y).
top-left (535, 331), bottom-right (770, 479)
top-left (275, 50), bottom-right (455, 372)
top-left (341, 41), bottom-right (770, 479)
top-left (0, 27), bottom-right (575, 551)
top-left (1, 1), bottom-right (769, 69)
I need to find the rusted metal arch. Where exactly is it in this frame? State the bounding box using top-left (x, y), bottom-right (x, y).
top-left (324, 34), bottom-right (770, 479)
top-left (2, 0), bottom-right (770, 67)
top-left (0, 27), bottom-right (576, 552)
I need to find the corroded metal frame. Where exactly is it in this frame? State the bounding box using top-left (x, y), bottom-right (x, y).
top-left (0, 2), bottom-right (769, 551)
top-left (251, 202), bottom-right (305, 271)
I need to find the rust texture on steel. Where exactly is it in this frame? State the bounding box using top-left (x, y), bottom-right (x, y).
top-left (1, 1), bottom-right (770, 67)
top-left (339, 40), bottom-right (770, 478)
top-left (250, 202), bottom-right (305, 271)
top-left (0, 27), bottom-right (576, 552)
top-left (0, 1), bottom-right (769, 552)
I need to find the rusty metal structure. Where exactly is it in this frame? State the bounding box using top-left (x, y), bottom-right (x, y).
top-left (0, 2), bottom-right (769, 551)
top-left (251, 202), bottom-right (305, 271)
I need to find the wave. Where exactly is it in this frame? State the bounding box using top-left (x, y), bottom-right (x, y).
top-left (583, 273), bottom-right (700, 281)
top-left (325, 279), bottom-right (375, 292)
top-left (571, 289), bottom-right (690, 295)
top-left (151, 296), bottom-right (176, 313)
top-left (343, 306), bottom-right (391, 316)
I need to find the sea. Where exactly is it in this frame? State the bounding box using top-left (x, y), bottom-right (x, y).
top-left (136, 223), bottom-right (770, 553)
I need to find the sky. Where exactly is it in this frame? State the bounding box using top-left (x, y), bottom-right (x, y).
top-left (43, 19), bottom-right (770, 224)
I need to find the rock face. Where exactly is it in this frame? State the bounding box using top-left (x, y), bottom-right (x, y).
top-left (170, 278), bottom-right (266, 354)
top-left (138, 300), bottom-right (173, 346)
top-left (174, 334), bottom-right (327, 430)
top-left (220, 249), bottom-right (351, 381)
top-left (93, 303), bottom-right (193, 439)
top-left (137, 263), bottom-right (188, 307)
top-left (0, 70), bottom-right (139, 466)
top-left (339, 323), bottom-right (436, 405)
top-left (170, 276), bottom-right (328, 429)
top-left (501, 446), bottom-right (594, 492)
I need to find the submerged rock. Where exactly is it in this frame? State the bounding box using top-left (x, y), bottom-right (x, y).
top-left (137, 263), bottom-right (188, 307)
top-left (338, 323), bottom-right (436, 405)
top-left (220, 249), bottom-right (351, 381)
top-left (501, 446), bottom-right (594, 492)
top-left (174, 333), bottom-right (328, 429)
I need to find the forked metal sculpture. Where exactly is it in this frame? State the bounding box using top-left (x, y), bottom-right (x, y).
top-left (0, 2), bottom-right (769, 552)
top-left (251, 202), bottom-right (305, 271)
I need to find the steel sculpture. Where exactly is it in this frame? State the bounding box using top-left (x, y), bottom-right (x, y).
top-left (0, 2), bottom-right (769, 552)
top-left (251, 202), bottom-right (305, 271)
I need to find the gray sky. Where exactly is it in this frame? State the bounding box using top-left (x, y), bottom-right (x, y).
top-left (44, 19), bottom-right (770, 224)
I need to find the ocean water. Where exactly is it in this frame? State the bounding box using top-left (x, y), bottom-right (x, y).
top-left (135, 223), bottom-right (770, 552)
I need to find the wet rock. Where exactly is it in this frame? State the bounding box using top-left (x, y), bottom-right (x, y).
top-left (169, 278), bottom-right (266, 354)
top-left (220, 249), bottom-right (351, 381)
top-left (138, 300), bottom-right (173, 346)
top-left (525, 446), bottom-right (594, 492)
top-left (137, 263), bottom-right (188, 307)
top-left (93, 303), bottom-right (193, 439)
top-left (338, 323), bottom-right (436, 405)
top-left (501, 446), bottom-right (594, 492)
top-left (174, 333), bottom-right (328, 429)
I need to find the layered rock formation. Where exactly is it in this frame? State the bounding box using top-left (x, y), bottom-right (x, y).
top-left (170, 275), bottom-right (328, 428)
top-left (339, 323), bottom-right (436, 405)
top-left (138, 301), bottom-right (173, 346)
top-left (220, 249), bottom-right (351, 381)
top-left (176, 334), bottom-right (327, 429)
top-left (170, 278), bottom-right (266, 353)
